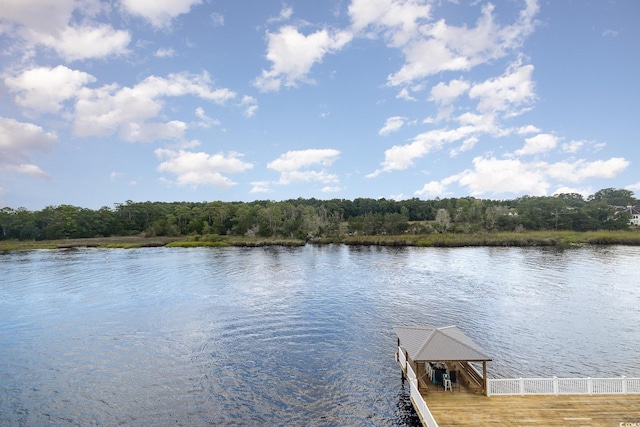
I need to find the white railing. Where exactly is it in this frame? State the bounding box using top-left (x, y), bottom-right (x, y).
top-left (406, 360), bottom-right (439, 427)
top-left (398, 346), bottom-right (407, 370)
top-left (397, 347), bottom-right (439, 426)
top-left (488, 376), bottom-right (640, 396)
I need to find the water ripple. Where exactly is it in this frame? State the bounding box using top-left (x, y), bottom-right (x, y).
top-left (1, 245), bottom-right (638, 425)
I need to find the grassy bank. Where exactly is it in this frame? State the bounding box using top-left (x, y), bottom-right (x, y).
top-left (0, 236), bottom-right (183, 250)
top-left (340, 230), bottom-right (640, 247)
top-left (1, 230), bottom-right (639, 251)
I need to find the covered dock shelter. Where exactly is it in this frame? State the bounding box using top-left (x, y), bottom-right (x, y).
top-left (394, 325), bottom-right (492, 395)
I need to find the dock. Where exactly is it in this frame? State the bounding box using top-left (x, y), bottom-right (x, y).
top-left (395, 325), bottom-right (640, 427)
top-left (415, 382), bottom-right (640, 426)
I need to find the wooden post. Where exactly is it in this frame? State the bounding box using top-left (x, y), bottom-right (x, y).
top-left (482, 361), bottom-right (487, 396)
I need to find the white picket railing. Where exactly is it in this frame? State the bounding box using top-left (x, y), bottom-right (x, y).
top-left (488, 376), bottom-right (640, 396)
top-left (398, 347), bottom-right (439, 427)
top-left (407, 361), bottom-right (439, 427)
top-left (398, 346), bottom-right (407, 370)
top-left (398, 347), bottom-right (640, 425)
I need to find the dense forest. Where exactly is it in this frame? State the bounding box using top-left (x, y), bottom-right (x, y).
top-left (0, 188), bottom-right (637, 241)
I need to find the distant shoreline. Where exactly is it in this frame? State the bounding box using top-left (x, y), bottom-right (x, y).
top-left (1, 230), bottom-right (639, 251)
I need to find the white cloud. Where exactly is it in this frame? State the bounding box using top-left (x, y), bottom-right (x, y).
top-left (74, 83), bottom-right (161, 138)
top-left (0, 0), bottom-right (77, 34)
top-left (120, 0), bottom-right (202, 28)
top-left (388, 37), bottom-right (469, 86)
top-left (385, 1), bottom-right (539, 86)
top-left (194, 107), bottom-right (220, 129)
top-left (253, 26), bottom-right (352, 92)
top-left (0, 0), bottom-right (130, 61)
top-left (0, 117), bottom-right (57, 155)
top-left (0, 117), bottom-right (57, 178)
top-left (552, 186), bottom-right (592, 198)
top-left (455, 156), bottom-right (550, 196)
top-left (268, 6), bottom-right (293, 23)
top-left (5, 65), bottom-right (96, 115)
top-left (349, 0), bottom-right (431, 46)
top-left (155, 47), bottom-right (176, 58)
top-left (545, 157), bottom-right (629, 183)
top-left (37, 24), bottom-right (130, 61)
top-left (626, 182), bottom-right (640, 194)
top-left (379, 116), bottom-right (406, 135)
top-left (430, 78), bottom-right (471, 119)
top-left (514, 133), bottom-right (559, 156)
top-left (267, 148), bottom-right (340, 184)
top-left (430, 79), bottom-right (470, 105)
top-left (133, 73), bottom-right (236, 102)
top-left (396, 88), bottom-right (417, 101)
top-left (561, 140), bottom-right (584, 154)
top-left (469, 62), bottom-right (536, 115)
top-left (440, 155), bottom-right (629, 197)
top-left (268, 149), bottom-right (340, 172)
top-left (4, 164), bottom-right (50, 178)
top-left (119, 121), bottom-right (187, 142)
top-left (239, 96), bottom-right (258, 118)
top-left (517, 125), bottom-right (540, 134)
top-left (250, 181), bottom-right (270, 193)
top-left (155, 148), bottom-right (253, 187)
top-left (74, 72), bottom-right (236, 141)
top-left (450, 136), bottom-right (479, 157)
top-left (369, 125), bottom-right (477, 176)
top-left (414, 180), bottom-right (448, 198)
top-left (373, 62), bottom-right (535, 177)
top-left (367, 3), bottom-right (540, 178)
top-left (455, 112), bottom-right (494, 129)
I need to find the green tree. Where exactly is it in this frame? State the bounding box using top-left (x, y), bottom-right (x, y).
top-left (257, 204), bottom-right (283, 237)
top-left (383, 212), bottom-right (408, 235)
top-left (587, 188), bottom-right (637, 206)
top-left (555, 193), bottom-right (586, 208)
top-left (280, 202), bottom-right (302, 238)
top-left (582, 203), bottom-right (617, 230)
top-left (434, 208), bottom-right (451, 233)
top-left (230, 204), bottom-right (258, 236)
top-left (0, 207), bottom-right (16, 239)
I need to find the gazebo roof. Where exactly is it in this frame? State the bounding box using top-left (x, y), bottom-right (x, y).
top-left (394, 325), bottom-right (491, 362)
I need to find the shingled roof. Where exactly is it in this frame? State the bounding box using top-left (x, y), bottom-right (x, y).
top-left (394, 325), bottom-right (491, 362)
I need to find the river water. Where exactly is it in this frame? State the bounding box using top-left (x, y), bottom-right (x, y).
top-left (1, 245), bottom-right (639, 426)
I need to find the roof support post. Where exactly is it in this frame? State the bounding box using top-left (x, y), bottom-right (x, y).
top-left (482, 361), bottom-right (487, 396)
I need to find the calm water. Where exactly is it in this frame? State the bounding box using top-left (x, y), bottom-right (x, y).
top-left (1, 245), bottom-right (639, 426)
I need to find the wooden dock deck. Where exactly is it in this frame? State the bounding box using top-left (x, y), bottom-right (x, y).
top-left (397, 347), bottom-right (640, 426)
top-left (394, 327), bottom-right (640, 426)
top-left (421, 387), bottom-right (640, 426)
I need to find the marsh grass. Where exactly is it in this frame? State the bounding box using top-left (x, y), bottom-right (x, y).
top-left (224, 237), bottom-right (306, 247)
top-left (585, 231), bottom-right (640, 245)
top-left (166, 241), bottom-right (230, 248)
top-left (102, 243), bottom-right (144, 249)
top-left (0, 236), bottom-right (182, 250)
top-left (1, 230), bottom-right (638, 251)
top-left (342, 230), bottom-right (640, 248)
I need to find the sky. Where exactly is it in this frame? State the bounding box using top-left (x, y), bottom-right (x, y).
top-left (1, 0), bottom-right (639, 210)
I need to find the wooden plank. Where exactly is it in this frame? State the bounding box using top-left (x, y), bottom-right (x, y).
top-left (398, 352), bottom-right (640, 426)
top-left (422, 389), bottom-right (640, 426)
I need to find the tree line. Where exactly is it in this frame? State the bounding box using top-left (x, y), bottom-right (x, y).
top-left (0, 188), bottom-right (637, 241)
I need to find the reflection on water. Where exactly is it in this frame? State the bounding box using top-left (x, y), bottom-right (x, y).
top-left (1, 245), bottom-right (639, 425)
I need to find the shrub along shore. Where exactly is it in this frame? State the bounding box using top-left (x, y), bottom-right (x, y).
top-left (1, 230), bottom-right (639, 251)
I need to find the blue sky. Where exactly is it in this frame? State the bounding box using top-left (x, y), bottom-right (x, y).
top-left (1, 0), bottom-right (638, 210)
